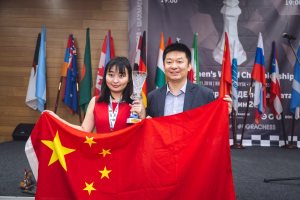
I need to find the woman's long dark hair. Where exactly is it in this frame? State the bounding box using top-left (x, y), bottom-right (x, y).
top-left (97, 57), bottom-right (133, 104)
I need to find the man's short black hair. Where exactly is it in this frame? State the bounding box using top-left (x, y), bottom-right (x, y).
top-left (163, 43), bottom-right (191, 63)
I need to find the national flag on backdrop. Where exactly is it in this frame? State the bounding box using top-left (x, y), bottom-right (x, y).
top-left (133, 35), bottom-right (142, 71)
top-left (218, 32), bottom-right (232, 98)
top-left (79, 28), bottom-right (93, 114)
top-left (269, 41), bottom-right (283, 117)
top-left (63, 34), bottom-right (79, 113)
top-left (188, 33), bottom-right (200, 84)
top-left (36, 26), bottom-right (47, 112)
top-left (59, 35), bottom-right (72, 102)
top-left (25, 99), bottom-right (235, 200)
top-left (251, 32), bottom-right (266, 124)
top-left (25, 33), bottom-right (41, 110)
top-left (155, 32), bottom-right (165, 88)
top-left (105, 30), bottom-right (115, 65)
top-left (94, 30), bottom-right (115, 96)
top-left (290, 42), bottom-right (300, 119)
top-left (134, 31), bottom-right (147, 107)
top-left (231, 41), bottom-right (239, 113)
top-left (167, 36), bottom-right (172, 46)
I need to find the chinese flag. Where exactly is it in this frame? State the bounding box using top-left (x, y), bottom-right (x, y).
top-left (218, 32), bottom-right (232, 98)
top-left (26, 99), bottom-right (235, 200)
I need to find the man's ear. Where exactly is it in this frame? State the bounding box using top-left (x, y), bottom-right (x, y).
top-left (187, 63), bottom-right (192, 71)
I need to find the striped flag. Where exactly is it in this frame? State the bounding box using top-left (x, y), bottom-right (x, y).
top-left (94, 30), bottom-right (115, 96)
top-left (269, 41), bottom-right (283, 117)
top-left (25, 33), bottom-right (41, 110)
top-left (290, 43), bottom-right (300, 119)
top-left (63, 34), bottom-right (79, 113)
top-left (188, 33), bottom-right (200, 84)
top-left (231, 41), bottom-right (238, 113)
top-left (36, 26), bottom-right (47, 112)
top-left (60, 34), bottom-right (74, 102)
top-left (134, 31), bottom-right (147, 108)
top-left (218, 32), bottom-right (232, 98)
top-left (155, 32), bottom-right (165, 88)
top-left (251, 32), bottom-right (266, 124)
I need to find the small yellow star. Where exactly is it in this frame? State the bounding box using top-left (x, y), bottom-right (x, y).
top-left (84, 136), bottom-right (96, 147)
top-left (83, 182), bottom-right (96, 195)
top-left (99, 166), bottom-right (112, 179)
top-left (99, 148), bottom-right (111, 157)
top-left (41, 131), bottom-right (75, 171)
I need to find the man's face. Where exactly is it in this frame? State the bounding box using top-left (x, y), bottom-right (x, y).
top-left (163, 51), bottom-right (192, 83)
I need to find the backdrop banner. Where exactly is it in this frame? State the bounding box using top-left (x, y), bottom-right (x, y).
top-left (129, 0), bottom-right (300, 147)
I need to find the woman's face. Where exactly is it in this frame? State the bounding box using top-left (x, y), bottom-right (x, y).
top-left (105, 65), bottom-right (129, 96)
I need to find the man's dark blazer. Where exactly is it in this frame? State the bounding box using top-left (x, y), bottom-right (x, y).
top-left (147, 81), bottom-right (215, 117)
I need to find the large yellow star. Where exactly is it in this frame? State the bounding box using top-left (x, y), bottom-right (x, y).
top-left (99, 166), bottom-right (112, 179)
top-left (83, 182), bottom-right (96, 195)
top-left (41, 131), bottom-right (75, 171)
top-left (84, 136), bottom-right (96, 147)
top-left (99, 148), bottom-right (111, 157)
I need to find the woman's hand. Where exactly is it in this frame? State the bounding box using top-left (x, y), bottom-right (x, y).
top-left (42, 110), bottom-right (58, 117)
top-left (130, 99), bottom-right (146, 119)
top-left (42, 110), bottom-right (65, 121)
top-left (223, 95), bottom-right (233, 114)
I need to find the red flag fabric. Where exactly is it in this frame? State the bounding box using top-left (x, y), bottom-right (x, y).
top-left (218, 32), bottom-right (232, 98)
top-left (26, 99), bottom-right (235, 200)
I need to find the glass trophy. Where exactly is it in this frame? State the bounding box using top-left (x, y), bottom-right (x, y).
top-left (127, 71), bottom-right (147, 124)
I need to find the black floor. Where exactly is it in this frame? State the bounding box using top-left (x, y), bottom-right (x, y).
top-left (0, 141), bottom-right (300, 199)
top-left (231, 147), bottom-right (300, 200)
top-left (0, 141), bottom-right (33, 197)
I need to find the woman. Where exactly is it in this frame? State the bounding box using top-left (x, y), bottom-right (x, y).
top-left (47, 56), bottom-right (145, 133)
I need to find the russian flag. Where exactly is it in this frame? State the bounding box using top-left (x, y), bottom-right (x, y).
top-left (269, 41), bottom-right (283, 116)
top-left (290, 43), bottom-right (300, 119)
top-left (251, 32), bottom-right (266, 124)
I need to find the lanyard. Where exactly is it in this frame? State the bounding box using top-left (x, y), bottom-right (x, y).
top-left (108, 96), bottom-right (120, 131)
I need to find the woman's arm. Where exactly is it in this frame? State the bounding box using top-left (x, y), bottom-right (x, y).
top-left (45, 97), bottom-right (96, 132)
top-left (80, 97), bottom-right (96, 132)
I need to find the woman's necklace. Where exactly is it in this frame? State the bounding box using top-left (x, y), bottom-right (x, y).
top-left (108, 95), bottom-right (121, 131)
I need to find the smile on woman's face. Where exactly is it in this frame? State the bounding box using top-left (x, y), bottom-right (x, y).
top-left (106, 65), bottom-right (129, 98)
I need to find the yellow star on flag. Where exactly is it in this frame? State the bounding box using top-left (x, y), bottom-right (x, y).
top-left (84, 136), bottom-right (96, 147)
top-left (83, 182), bottom-right (96, 195)
top-left (99, 166), bottom-right (112, 179)
top-left (99, 148), bottom-right (111, 157)
top-left (41, 131), bottom-right (75, 171)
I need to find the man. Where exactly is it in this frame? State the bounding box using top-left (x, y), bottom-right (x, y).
top-left (147, 43), bottom-right (231, 117)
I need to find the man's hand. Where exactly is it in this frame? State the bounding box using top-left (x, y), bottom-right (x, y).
top-left (223, 95), bottom-right (232, 114)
